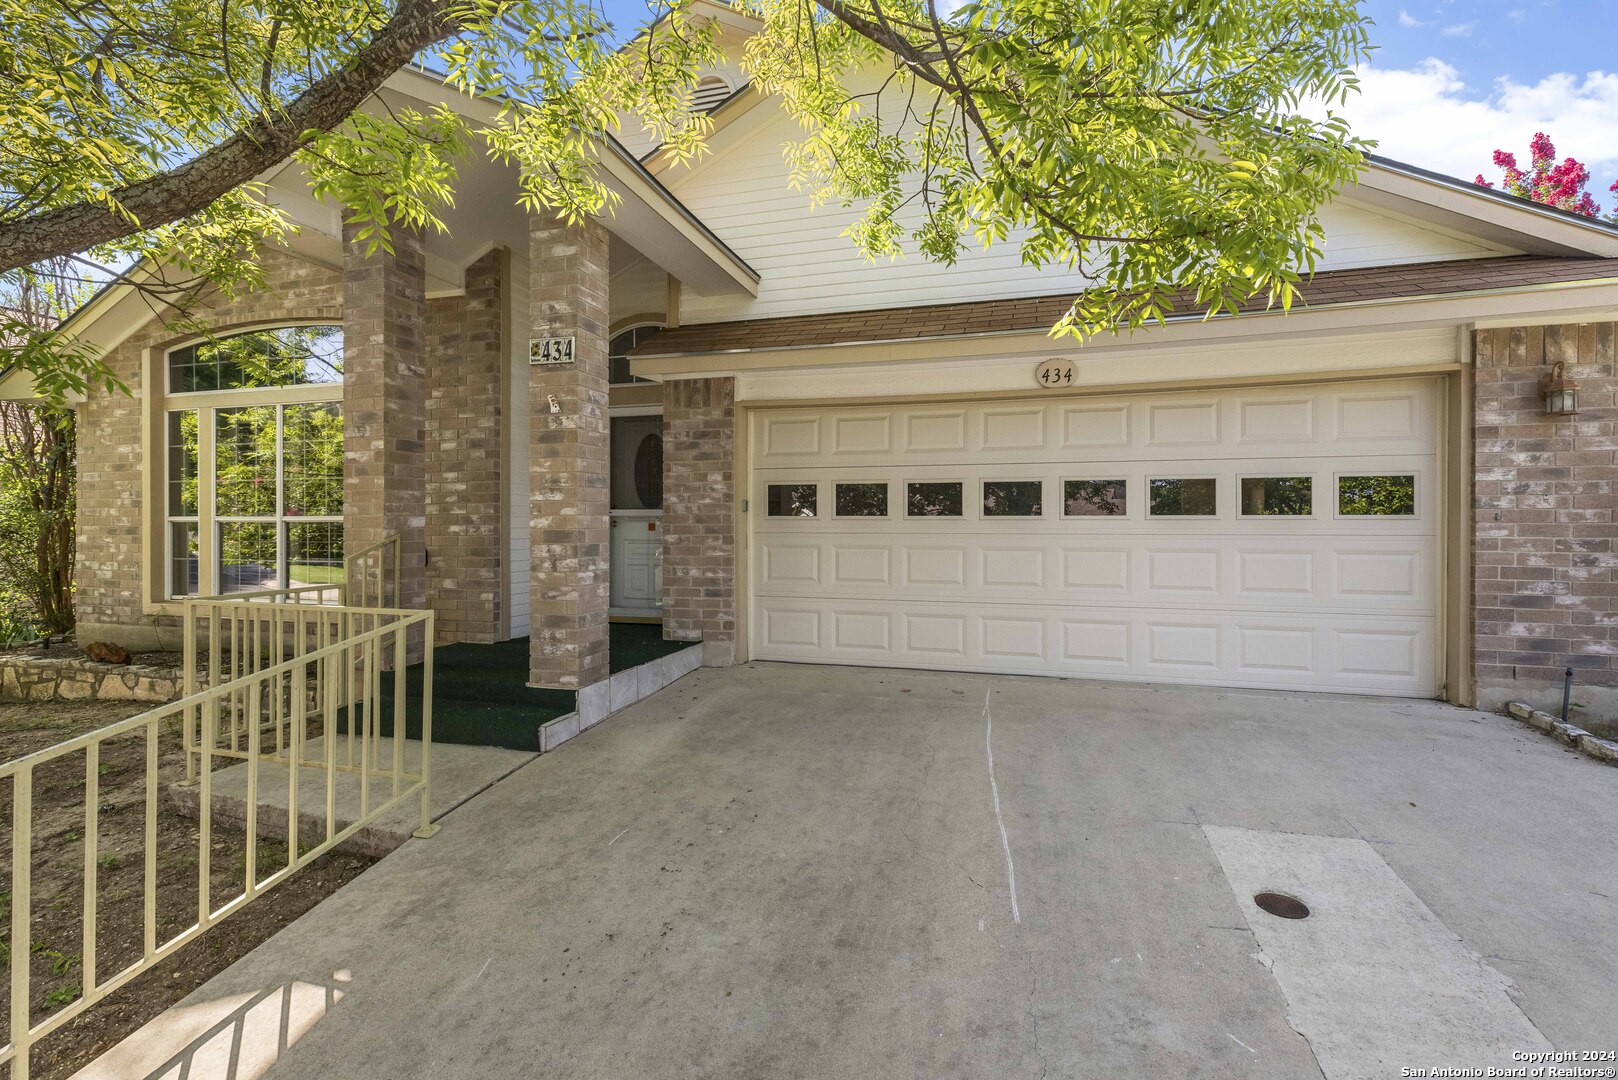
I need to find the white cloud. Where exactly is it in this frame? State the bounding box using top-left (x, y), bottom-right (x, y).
top-left (1317, 60), bottom-right (1618, 193)
top-left (1439, 21), bottom-right (1476, 36)
top-left (1397, 9), bottom-right (1428, 27)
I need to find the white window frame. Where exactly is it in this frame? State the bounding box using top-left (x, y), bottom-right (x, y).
top-left (832, 480), bottom-right (891, 520)
top-left (150, 322), bottom-right (344, 604)
top-left (608, 322), bottom-right (666, 388)
top-left (1145, 474), bottom-right (1221, 519)
top-left (902, 478), bottom-right (966, 519)
top-left (978, 478), bottom-right (1046, 520)
top-left (1059, 476), bottom-right (1133, 521)
top-left (1332, 471), bottom-right (1422, 521)
top-left (1236, 473), bottom-right (1317, 520)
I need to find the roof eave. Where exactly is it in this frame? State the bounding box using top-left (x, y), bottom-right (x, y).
top-left (1356, 152), bottom-right (1618, 258)
top-left (629, 272), bottom-right (1618, 363)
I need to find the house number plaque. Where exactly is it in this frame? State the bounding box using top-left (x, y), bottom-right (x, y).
top-left (1034, 358), bottom-right (1076, 388)
top-left (530, 335), bottom-right (576, 366)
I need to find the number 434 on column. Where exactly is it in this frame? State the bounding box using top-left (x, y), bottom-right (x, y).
top-left (530, 336), bottom-right (576, 366)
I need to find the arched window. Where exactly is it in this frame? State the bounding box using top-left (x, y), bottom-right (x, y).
top-left (609, 324), bottom-right (663, 385)
top-left (162, 325), bottom-right (345, 598)
top-left (689, 75), bottom-right (732, 113)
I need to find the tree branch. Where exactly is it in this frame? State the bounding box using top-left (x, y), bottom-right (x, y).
top-left (0, 0), bottom-right (466, 274)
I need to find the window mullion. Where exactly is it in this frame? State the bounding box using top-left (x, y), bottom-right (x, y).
top-left (276, 404), bottom-right (287, 588)
top-left (198, 406), bottom-right (217, 595)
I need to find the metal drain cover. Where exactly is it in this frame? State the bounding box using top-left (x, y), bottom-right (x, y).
top-left (1254, 892), bottom-right (1310, 919)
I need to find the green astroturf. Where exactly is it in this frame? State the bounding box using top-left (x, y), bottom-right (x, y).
top-left (343, 623), bottom-right (693, 751)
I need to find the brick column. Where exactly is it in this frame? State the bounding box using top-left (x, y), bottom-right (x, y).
top-left (528, 213), bottom-right (611, 689)
top-left (343, 222), bottom-right (428, 628)
top-left (1473, 322), bottom-right (1617, 713)
top-left (661, 377), bottom-right (736, 662)
top-left (426, 248), bottom-right (508, 643)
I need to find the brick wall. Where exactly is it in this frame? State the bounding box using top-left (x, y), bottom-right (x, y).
top-left (661, 377), bottom-right (736, 656)
top-left (75, 248), bottom-right (342, 649)
top-left (426, 248), bottom-right (507, 643)
top-left (1473, 322), bottom-right (1617, 710)
top-left (527, 213), bottom-right (612, 689)
top-left (343, 223), bottom-right (428, 627)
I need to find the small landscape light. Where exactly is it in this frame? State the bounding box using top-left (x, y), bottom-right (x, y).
top-left (1540, 360), bottom-right (1579, 417)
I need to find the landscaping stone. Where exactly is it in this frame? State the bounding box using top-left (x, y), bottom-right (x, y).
top-left (0, 652), bottom-right (183, 705)
top-left (1506, 700), bottom-right (1618, 767)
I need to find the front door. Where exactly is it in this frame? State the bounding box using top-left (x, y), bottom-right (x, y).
top-left (610, 413), bottom-right (664, 617)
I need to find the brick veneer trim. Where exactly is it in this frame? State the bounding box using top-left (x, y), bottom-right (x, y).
top-left (661, 377), bottom-right (736, 645)
top-left (1473, 321), bottom-right (1617, 705)
top-left (342, 222), bottom-right (429, 633)
top-left (426, 247), bottom-right (508, 644)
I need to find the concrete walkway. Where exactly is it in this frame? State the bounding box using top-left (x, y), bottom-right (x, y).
top-left (81, 664), bottom-right (1618, 1080)
top-left (165, 736), bottom-right (538, 857)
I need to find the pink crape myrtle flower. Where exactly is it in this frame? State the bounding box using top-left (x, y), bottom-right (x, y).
top-left (1474, 132), bottom-right (1609, 218)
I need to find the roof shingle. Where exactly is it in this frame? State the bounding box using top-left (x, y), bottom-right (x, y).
top-left (631, 256), bottom-right (1618, 357)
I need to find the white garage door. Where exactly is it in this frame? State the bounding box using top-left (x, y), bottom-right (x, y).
top-left (748, 379), bottom-right (1441, 696)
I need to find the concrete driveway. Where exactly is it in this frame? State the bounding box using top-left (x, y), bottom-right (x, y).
top-left (87, 664), bottom-right (1618, 1080)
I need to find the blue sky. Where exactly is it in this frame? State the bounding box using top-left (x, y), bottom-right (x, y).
top-left (1349, 0), bottom-right (1618, 196)
top-left (1359, 0), bottom-right (1608, 87)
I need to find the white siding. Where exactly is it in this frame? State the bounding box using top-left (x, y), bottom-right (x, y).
top-left (508, 253), bottom-right (532, 638)
top-left (668, 102), bottom-right (1513, 324)
top-left (1313, 202), bottom-right (1506, 270)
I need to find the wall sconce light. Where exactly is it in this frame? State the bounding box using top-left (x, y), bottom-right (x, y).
top-left (1541, 361), bottom-right (1580, 417)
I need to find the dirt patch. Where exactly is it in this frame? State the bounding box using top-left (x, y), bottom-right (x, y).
top-left (0, 700), bottom-right (374, 1080)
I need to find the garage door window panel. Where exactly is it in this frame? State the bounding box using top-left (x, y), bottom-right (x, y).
top-left (1337, 474), bottom-right (1417, 517)
top-left (835, 482), bottom-right (889, 517)
top-left (767, 484), bottom-right (818, 517)
top-left (982, 480), bottom-right (1043, 518)
top-left (1149, 478), bottom-right (1218, 517)
top-left (906, 481), bottom-right (964, 518)
top-left (1240, 476), bottom-right (1313, 517)
top-left (1063, 479), bottom-right (1129, 518)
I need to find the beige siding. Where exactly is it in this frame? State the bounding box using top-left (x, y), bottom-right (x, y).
top-left (668, 102), bottom-right (1513, 325)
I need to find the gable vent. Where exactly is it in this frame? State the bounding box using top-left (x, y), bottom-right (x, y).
top-left (690, 76), bottom-right (732, 113)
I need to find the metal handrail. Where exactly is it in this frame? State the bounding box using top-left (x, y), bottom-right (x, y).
top-left (0, 608), bottom-right (436, 1080)
top-left (343, 534), bottom-right (401, 610)
top-left (179, 599), bottom-right (416, 778)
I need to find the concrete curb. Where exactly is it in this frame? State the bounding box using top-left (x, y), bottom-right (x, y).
top-left (538, 644), bottom-right (702, 753)
top-left (1506, 701), bottom-right (1618, 766)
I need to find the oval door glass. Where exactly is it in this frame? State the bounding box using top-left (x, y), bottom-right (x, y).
top-left (635, 432), bottom-right (664, 508)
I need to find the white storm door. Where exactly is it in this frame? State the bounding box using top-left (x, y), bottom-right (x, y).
top-left (611, 513), bottom-right (662, 612)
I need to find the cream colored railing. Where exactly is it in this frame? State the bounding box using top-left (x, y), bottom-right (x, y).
top-left (179, 534), bottom-right (404, 772)
top-left (343, 534), bottom-right (401, 610)
top-left (1, 607), bottom-right (435, 1080)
